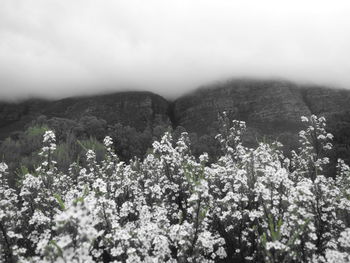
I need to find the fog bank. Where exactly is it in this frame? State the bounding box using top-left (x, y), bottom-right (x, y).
top-left (1, 0), bottom-right (350, 100)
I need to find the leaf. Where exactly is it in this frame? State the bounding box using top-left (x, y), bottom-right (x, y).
top-left (73, 196), bottom-right (85, 205)
top-left (77, 139), bottom-right (88, 151)
top-left (50, 240), bottom-right (64, 260)
top-left (261, 232), bottom-right (267, 247)
top-left (53, 193), bottom-right (65, 210)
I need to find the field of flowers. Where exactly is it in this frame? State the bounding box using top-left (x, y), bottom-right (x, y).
top-left (1, 114), bottom-right (350, 262)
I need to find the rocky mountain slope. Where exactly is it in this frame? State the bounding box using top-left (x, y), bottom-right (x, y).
top-left (173, 79), bottom-right (350, 165)
top-left (173, 80), bottom-right (310, 147)
top-left (0, 92), bottom-right (170, 140)
top-left (1, 79), bottom-right (350, 162)
top-left (174, 80), bottom-right (349, 139)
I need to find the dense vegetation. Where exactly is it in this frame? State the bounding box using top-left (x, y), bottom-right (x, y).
top-left (1, 114), bottom-right (350, 262)
top-left (0, 114), bottom-right (222, 187)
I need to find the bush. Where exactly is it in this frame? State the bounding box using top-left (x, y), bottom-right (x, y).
top-left (0, 115), bottom-right (350, 262)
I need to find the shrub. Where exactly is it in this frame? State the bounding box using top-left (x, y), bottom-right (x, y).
top-left (0, 115), bottom-right (350, 262)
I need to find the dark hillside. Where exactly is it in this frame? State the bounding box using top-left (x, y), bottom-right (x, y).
top-left (173, 79), bottom-right (350, 164)
top-left (0, 91), bottom-right (171, 141)
top-left (1, 79), bottom-right (350, 164)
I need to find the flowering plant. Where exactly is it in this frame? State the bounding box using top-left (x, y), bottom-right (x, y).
top-left (0, 115), bottom-right (349, 262)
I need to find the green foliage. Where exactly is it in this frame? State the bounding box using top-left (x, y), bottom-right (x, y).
top-left (0, 125), bottom-right (48, 186)
top-left (53, 194), bottom-right (66, 211)
top-left (25, 125), bottom-right (49, 137)
top-left (77, 137), bottom-right (106, 162)
top-left (14, 165), bottom-right (30, 188)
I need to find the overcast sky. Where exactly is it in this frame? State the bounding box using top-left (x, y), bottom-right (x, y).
top-left (1, 0), bottom-right (350, 100)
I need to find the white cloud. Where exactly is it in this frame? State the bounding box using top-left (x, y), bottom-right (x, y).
top-left (0, 0), bottom-right (350, 99)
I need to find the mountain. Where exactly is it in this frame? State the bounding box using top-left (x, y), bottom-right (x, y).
top-left (1, 79), bottom-right (350, 163)
top-left (0, 91), bottom-right (171, 140)
top-left (173, 80), bottom-right (309, 148)
top-left (173, 79), bottom-right (350, 164)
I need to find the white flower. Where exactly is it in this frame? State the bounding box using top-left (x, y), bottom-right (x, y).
top-left (266, 241), bottom-right (286, 251)
top-left (104, 136), bottom-right (113, 147)
top-left (339, 228), bottom-right (350, 248)
top-left (86, 149), bottom-right (96, 161)
top-left (0, 162), bottom-right (8, 173)
top-left (301, 116), bottom-right (309, 122)
top-left (43, 130), bottom-right (56, 143)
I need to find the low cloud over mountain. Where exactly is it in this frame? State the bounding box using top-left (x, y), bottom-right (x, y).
top-left (1, 0), bottom-right (350, 100)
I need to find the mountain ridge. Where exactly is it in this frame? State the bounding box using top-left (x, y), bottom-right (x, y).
top-left (1, 79), bottom-right (350, 164)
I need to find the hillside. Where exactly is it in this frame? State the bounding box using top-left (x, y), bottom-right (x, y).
top-left (0, 91), bottom-right (171, 140)
top-left (1, 79), bottom-right (350, 163)
top-left (173, 80), bottom-right (350, 160)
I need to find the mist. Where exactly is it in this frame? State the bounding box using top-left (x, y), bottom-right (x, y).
top-left (1, 0), bottom-right (350, 100)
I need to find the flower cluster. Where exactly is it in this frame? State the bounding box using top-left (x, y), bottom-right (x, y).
top-left (0, 115), bottom-right (349, 262)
